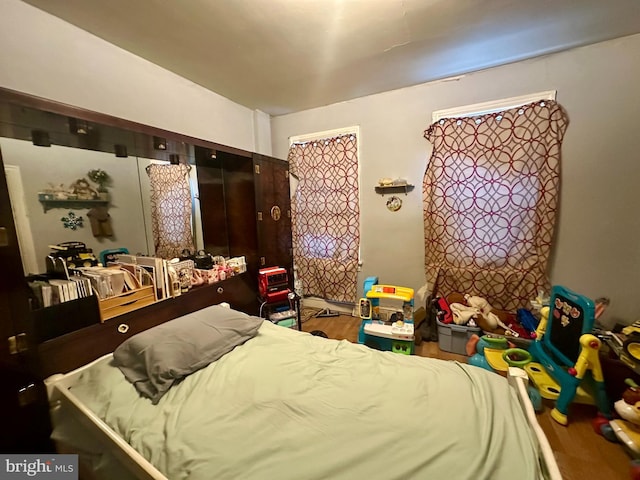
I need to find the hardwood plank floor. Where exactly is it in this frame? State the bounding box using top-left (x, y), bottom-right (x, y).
top-left (301, 314), bottom-right (632, 480)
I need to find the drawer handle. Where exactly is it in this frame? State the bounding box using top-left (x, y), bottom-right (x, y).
top-left (217, 287), bottom-right (224, 294)
top-left (117, 323), bottom-right (130, 334)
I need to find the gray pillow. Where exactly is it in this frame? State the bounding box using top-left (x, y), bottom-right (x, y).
top-left (113, 305), bottom-right (263, 404)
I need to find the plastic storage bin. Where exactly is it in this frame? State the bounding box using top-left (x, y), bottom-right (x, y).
top-left (436, 319), bottom-right (481, 355)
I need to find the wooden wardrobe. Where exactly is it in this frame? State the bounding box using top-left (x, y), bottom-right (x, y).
top-left (0, 87), bottom-right (293, 452)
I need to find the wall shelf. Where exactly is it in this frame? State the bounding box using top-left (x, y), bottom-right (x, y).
top-left (38, 198), bottom-right (109, 213)
top-left (374, 184), bottom-right (414, 195)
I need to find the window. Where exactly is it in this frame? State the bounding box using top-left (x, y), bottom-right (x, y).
top-left (288, 127), bottom-right (360, 303)
top-left (431, 91), bottom-right (557, 122)
top-left (146, 163), bottom-right (195, 259)
top-left (423, 92), bottom-right (567, 311)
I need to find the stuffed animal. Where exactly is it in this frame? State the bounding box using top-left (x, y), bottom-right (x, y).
top-left (466, 294), bottom-right (513, 330)
top-left (465, 294), bottom-right (498, 328)
top-left (465, 294), bottom-right (493, 314)
top-left (450, 303), bottom-right (480, 325)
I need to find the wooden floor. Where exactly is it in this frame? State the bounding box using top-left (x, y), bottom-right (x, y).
top-left (301, 314), bottom-right (632, 480)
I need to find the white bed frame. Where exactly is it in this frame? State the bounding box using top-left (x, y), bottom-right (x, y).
top-left (45, 356), bottom-right (562, 480)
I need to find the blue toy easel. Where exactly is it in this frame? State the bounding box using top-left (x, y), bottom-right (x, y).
top-left (528, 285), bottom-right (611, 425)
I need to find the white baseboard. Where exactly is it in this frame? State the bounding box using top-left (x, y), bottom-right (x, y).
top-left (301, 297), bottom-right (354, 315)
top-left (300, 298), bottom-right (408, 319)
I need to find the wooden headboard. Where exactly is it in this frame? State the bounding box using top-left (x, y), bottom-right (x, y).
top-left (36, 274), bottom-right (258, 378)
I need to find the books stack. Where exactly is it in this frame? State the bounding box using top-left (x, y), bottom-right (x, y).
top-left (28, 275), bottom-right (93, 309)
top-left (76, 266), bottom-right (143, 300)
top-left (111, 254), bottom-right (174, 300)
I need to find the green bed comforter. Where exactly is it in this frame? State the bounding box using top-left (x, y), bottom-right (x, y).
top-left (71, 320), bottom-right (542, 480)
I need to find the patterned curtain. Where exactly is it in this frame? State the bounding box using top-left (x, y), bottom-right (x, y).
top-left (288, 133), bottom-right (360, 303)
top-left (423, 100), bottom-right (568, 311)
top-left (147, 164), bottom-right (195, 259)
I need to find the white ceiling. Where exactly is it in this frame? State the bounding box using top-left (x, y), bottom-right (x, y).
top-left (22, 0), bottom-right (640, 116)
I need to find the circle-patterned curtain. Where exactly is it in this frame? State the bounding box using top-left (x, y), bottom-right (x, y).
top-left (147, 163), bottom-right (195, 259)
top-left (423, 100), bottom-right (568, 311)
top-left (288, 134), bottom-right (360, 303)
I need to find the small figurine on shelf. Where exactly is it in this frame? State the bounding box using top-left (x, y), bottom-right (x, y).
top-left (87, 169), bottom-right (111, 200)
top-left (69, 178), bottom-right (99, 200)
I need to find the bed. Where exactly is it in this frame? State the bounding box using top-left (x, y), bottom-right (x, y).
top-left (45, 305), bottom-right (561, 480)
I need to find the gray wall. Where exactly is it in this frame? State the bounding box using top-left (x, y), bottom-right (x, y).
top-left (0, 1), bottom-right (265, 270)
top-left (0, 0), bottom-right (259, 153)
top-left (1, 138), bottom-right (149, 273)
top-left (271, 34), bottom-right (640, 327)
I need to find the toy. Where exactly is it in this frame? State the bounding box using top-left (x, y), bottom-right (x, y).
top-left (99, 247), bottom-right (129, 266)
top-left (611, 420), bottom-right (640, 458)
top-left (465, 294), bottom-right (492, 313)
top-left (450, 303), bottom-right (479, 325)
top-left (622, 320), bottom-right (640, 337)
top-left (592, 379), bottom-right (640, 458)
top-left (470, 336), bottom-right (541, 411)
top-left (434, 297), bottom-right (453, 324)
top-left (258, 266), bottom-right (289, 301)
top-left (503, 348), bottom-right (533, 367)
top-left (258, 266), bottom-right (290, 303)
top-left (358, 277), bottom-right (415, 355)
top-left (358, 298), bottom-right (372, 319)
top-left (458, 293), bottom-right (520, 336)
top-left (620, 320), bottom-right (640, 366)
top-left (517, 309), bottom-right (540, 338)
top-left (48, 241), bottom-right (99, 269)
top-left (468, 334), bottom-right (533, 373)
top-left (526, 285), bottom-right (611, 425)
top-left (465, 295), bottom-right (495, 327)
top-left (468, 334), bottom-right (510, 372)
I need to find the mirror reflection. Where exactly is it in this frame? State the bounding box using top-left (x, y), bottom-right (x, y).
top-left (1, 137), bottom-right (205, 274)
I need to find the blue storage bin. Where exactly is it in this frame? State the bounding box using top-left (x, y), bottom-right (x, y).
top-left (436, 319), bottom-right (480, 355)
